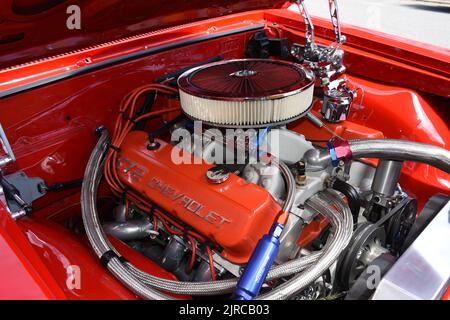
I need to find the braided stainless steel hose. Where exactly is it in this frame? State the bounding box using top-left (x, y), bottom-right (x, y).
top-left (256, 190), bottom-right (353, 300)
top-left (82, 130), bottom-right (353, 299)
top-left (81, 129), bottom-right (173, 300)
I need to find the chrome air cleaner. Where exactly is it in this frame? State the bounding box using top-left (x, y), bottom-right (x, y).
top-left (178, 59), bottom-right (315, 128)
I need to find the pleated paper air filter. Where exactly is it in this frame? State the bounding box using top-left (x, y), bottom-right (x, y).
top-left (178, 59), bottom-right (315, 128)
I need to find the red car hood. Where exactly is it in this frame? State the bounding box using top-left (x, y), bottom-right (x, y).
top-left (0, 0), bottom-right (285, 68)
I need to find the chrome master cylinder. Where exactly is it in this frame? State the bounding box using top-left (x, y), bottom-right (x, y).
top-left (321, 81), bottom-right (356, 123)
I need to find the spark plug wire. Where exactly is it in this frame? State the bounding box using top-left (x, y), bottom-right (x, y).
top-left (206, 246), bottom-right (216, 281)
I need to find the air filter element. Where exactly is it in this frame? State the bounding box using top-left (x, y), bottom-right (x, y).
top-left (178, 59), bottom-right (315, 128)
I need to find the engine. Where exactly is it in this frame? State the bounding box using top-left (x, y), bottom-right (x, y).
top-left (108, 58), bottom-right (322, 280)
top-left (116, 131), bottom-right (282, 264)
top-left (90, 56), bottom-right (442, 300)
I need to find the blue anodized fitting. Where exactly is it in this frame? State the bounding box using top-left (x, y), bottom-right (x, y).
top-left (233, 223), bottom-right (284, 300)
top-left (327, 141), bottom-right (339, 167)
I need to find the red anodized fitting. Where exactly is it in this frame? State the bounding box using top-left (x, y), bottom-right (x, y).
top-left (327, 137), bottom-right (353, 166)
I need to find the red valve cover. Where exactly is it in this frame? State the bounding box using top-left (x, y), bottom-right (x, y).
top-left (117, 131), bottom-right (281, 264)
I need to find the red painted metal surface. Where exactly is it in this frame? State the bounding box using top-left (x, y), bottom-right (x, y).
top-left (443, 286), bottom-right (450, 300)
top-left (0, 202), bottom-right (188, 300)
top-left (0, 201), bottom-right (185, 299)
top-left (16, 218), bottom-right (139, 300)
top-left (118, 132), bottom-right (281, 264)
top-left (0, 8), bottom-right (448, 299)
top-left (0, 207), bottom-right (60, 299)
top-left (1, 9), bottom-right (449, 98)
top-left (0, 0), bottom-right (283, 68)
top-left (0, 12), bottom-right (265, 95)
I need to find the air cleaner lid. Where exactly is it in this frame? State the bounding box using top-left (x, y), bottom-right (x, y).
top-left (178, 59), bottom-right (314, 101)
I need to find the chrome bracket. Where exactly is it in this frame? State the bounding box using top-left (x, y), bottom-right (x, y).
top-left (0, 125), bottom-right (46, 220)
top-left (0, 124), bottom-right (15, 168)
top-left (294, 0), bottom-right (317, 58)
top-left (0, 172), bottom-right (46, 220)
top-left (291, 0), bottom-right (346, 86)
top-left (328, 0), bottom-right (346, 44)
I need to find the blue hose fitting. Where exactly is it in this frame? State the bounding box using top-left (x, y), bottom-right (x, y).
top-left (233, 223), bottom-right (284, 300)
top-left (327, 141), bottom-right (339, 167)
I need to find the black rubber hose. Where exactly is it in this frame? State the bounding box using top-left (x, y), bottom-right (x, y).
top-left (331, 178), bottom-right (361, 223)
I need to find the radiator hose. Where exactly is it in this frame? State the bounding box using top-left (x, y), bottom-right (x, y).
top-left (325, 138), bottom-right (450, 174)
top-left (349, 139), bottom-right (450, 173)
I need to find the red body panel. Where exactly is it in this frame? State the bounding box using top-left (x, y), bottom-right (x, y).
top-left (0, 204), bottom-right (185, 299)
top-left (0, 8), bottom-right (448, 299)
top-left (118, 132), bottom-right (281, 264)
top-left (0, 0), bottom-right (283, 68)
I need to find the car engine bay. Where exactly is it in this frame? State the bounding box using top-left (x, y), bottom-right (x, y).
top-left (0, 0), bottom-right (449, 300)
